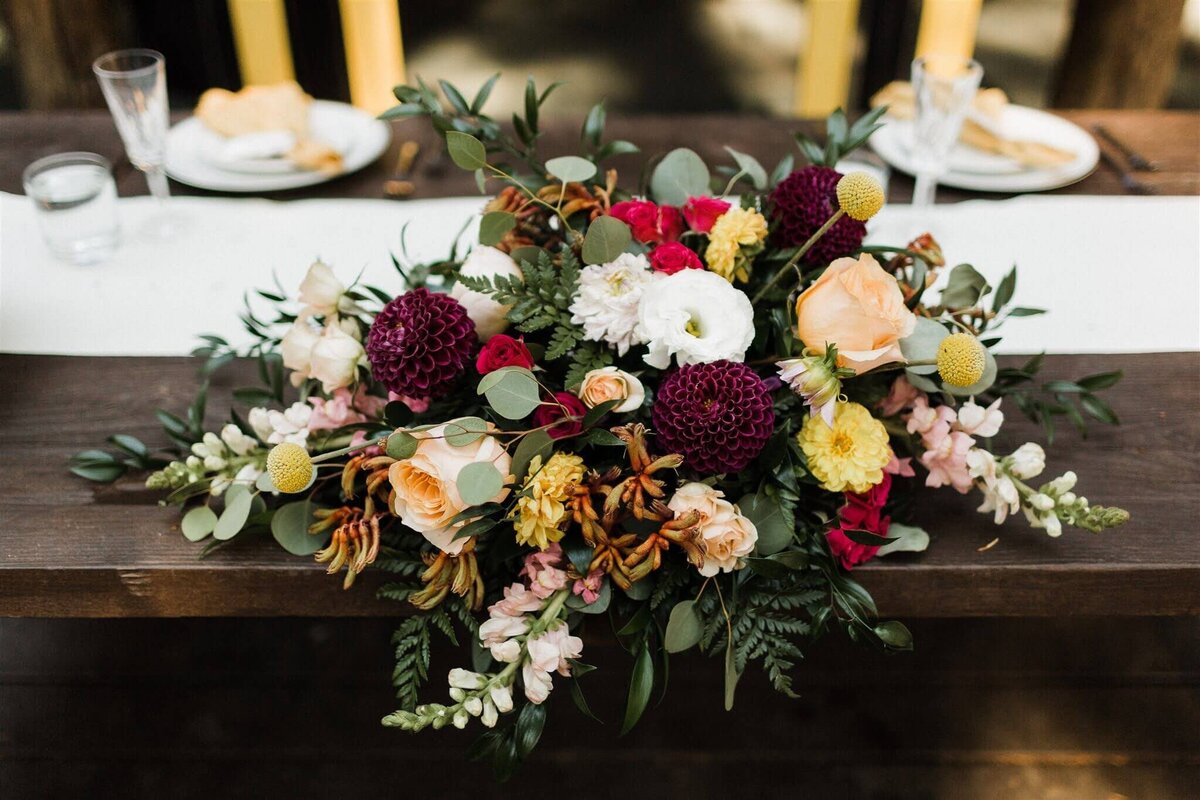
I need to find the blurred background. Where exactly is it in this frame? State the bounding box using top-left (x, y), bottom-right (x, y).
top-left (2, 0), bottom-right (1197, 116)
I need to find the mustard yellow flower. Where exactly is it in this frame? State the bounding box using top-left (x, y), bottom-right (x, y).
top-left (512, 452), bottom-right (585, 550)
top-left (836, 172), bottom-right (885, 221)
top-left (797, 401), bottom-right (890, 493)
top-left (936, 332), bottom-right (986, 387)
top-left (705, 207), bottom-right (768, 283)
top-left (266, 442), bottom-right (313, 493)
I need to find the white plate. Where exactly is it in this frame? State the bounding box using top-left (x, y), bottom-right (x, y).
top-left (870, 105), bottom-right (1100, 193)
top-left (165, 100), bottom-right (391, 192)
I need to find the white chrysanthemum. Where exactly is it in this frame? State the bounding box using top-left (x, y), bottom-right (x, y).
top-left (569, 253), bottom-right (655, 356)
top-left (637, 269), bottom-right (755, 369)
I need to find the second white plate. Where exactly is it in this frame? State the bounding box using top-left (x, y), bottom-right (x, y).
top-left (870, 105), bottom-right (1100, 193)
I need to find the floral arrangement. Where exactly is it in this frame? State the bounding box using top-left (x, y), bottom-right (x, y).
top-left (72, 76), bottom-right (1129, 779)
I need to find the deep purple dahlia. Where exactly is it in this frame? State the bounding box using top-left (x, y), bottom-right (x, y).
top-left (768, 165), bottom-right (866, 266)
top-left (652, 360), bottom-right (775, 475)
top-left (365, 288), bottom-right (477, 400)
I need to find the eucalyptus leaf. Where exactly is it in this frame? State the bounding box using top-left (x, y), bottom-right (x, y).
top-left (386, 431), bottom-right (419, 460)
top-left (456, 461), bottom-right (505, 506)
top-left (213, 485), bottom-right (253, 541)
top-left (479, 211), bottom-right (516, 247)
top-left (445, 131), bottom-right (487, 170)
top-left (545, 155), bottom-right (597, 183)
top-left (255, 471), bottom-right (277, 493)
top-left (477, 366), bottom-right (533, 395)
top-left (581, 215), bottom-right (632, 265)
top-left (484, 369), bottom-right (542, 420)
top-left (724, 146), bottom-right (767, 189)
top-left (664, 601), bottom-right (703, 653)
top-left (271, 500), bottom-right (330, 556)
top-left (650, 148), bottom-right (710, 205)
top-left (900, 317), bottom-right (950, 374)
top-left (940, 263), bottom-right (991, 309)
top-left (905, 370), bottom-right (940, 393)
top-left (444, 417), bottom-right (489, 447)
top-left (739, 491), bottom-right (792, 556)
top-left (876, 523), bottom-right (931, 556)
top-left (181, 506), bottom-right (217, 542)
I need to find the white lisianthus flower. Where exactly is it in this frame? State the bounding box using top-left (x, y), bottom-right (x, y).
top-left (280, 319), bottom-right (320, 385)
top-left (309, 324), bottom-right (365, 393)
top-left (637, 269), bottom-right (755, 369)
top-left (450, 246), bottom-right (524, 341)
top-left (297, 260), bottom-right (345, 317)
top-left (569, 253), bottom-right (655, 356)
top-left (1009, 442), bottom-right (1046, 479)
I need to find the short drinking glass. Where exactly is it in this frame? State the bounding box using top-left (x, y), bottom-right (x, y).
top-left (910, 55), bottom-right (983, 207)
top-left (23, 152), bottom-right (120, 265)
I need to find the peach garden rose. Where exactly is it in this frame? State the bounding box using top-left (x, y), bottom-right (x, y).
top-left (794, 253), bottom-right (916, 374)
top-left (667, 482), bottom-right (758, 576)
top-left (577, 366), bottom-right (645, 413)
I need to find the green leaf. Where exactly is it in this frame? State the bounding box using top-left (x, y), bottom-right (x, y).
top-left (899, 317), bottom-right (950, 375)
top-left (545, 155), bottom-right (597, 183)
top-left (582, 101), bottom-right (606, 146)
top-left (255, 472), bottom-right (276, 492)
top-left (739, 492), bottom-right (792, 556)
top-left (479, 211), bottom-right (516, 247)
top-left (940, 263), bottom-right (991, 308)
top-left (992, 266), bottom-right (1017, 312)
top-left (723, 639), bottom-right (741, 711)
top-left (446, 131), bottom-right (487, 170)
top-left (107, 434), bottom-right (147, 459)
top-left (650, 147), bottom-right (710, 205)
top-left (1008, 307), bottom-right (1046, 317)
top-left (383, 400), bottom-right (413, 427)
top-left (578, 428), bottom-right (624, 447)
top-left (664, 601), bottom-right (704, 653)
top-left (620, 643), bottom-right (654, 735)
top-left (213, 485), bottom-right (253, 541)
top-left (484, 369), bottom-right (542, 420)
top-left (271, 500), bottom-right (330, 556)
top-left (570, 678), bottom-right (602, 723)
top-left (724, 147), bottom-right (767, 189)
top-left (581, 215), bottom-right (632, 265)
top-left (743, 551), bottom-right (808, 578)
top-left (874, 620), bottom-right (914, 650)
top-left (470, 72), bottom-right (500, 113)
top-left (524, 76), bottom-right (539, 132)
top-left (386, 431), bottom-right (419, 460)
top-left (1044, 380), bottom-right (1085, 394)
top-left (581, 398), bottom-right (621, 428)
top-left (457, 461), bottom-right (505, 506)
top-left (876, 523), bottom-right (930, 556)
top-left (1077, 371), bottom-right (1123, 392)
top-left (514, 702), bottom-right (547, 758)
top-left (1080, 393), bottom-right (1119, 425)
top-left (511, 429), bottom-right (554, 483)
top-left (437, 79), bottom-right (470, 114)
top-left (477, 365), bottom-right (532, 395)
top-left (181, 506), bottom-right (218, 542)
top-left (444, 416), bottom-right (489, 447)
top-left (69, 450), bottom-right (126, 482)
top-left (474, 168), bottom-right (487, 194)
top-left (842, 528), bottom-right (899, 546)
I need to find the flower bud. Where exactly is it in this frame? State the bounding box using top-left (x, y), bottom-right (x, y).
top-left (463, 696), bottom-right (483, 716)
top-left (448, 688), bottom-right (466, 703)
top-left (447, 668), bottom-right (486, 690)
top-left (481, 698), bottom-right (498, 728)
top-left (452, 709), bottom-right (470, 729)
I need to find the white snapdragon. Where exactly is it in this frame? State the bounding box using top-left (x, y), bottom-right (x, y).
top-left (954, 398), bottom-right (1004, 437)
top-left (569, 253), bottom-right (656, 356)
top-left (637, 268), bottom-right (755, 369)
top-left (1009, 442), bottom-right (1046, 479)
top-left (248, 402), bottom-right (312, 447)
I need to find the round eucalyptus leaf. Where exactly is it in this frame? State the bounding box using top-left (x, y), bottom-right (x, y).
top-left (479, 211), bottom-right (516, 247)
top-left (444, 416), bottom-right (489, 447)
top-left (181, 506), bottom-right (217, 542)
top-left (739, 491), bottom-right (792, 556)
top-left (456, 461), bottom-right (505, 506)
top-left (213, 485), bottom-right (253, 540)
top-left (545, 155), bottom-right (597, 183)
top-left (664, 600), bottom-right (704, 653)
top-left (445, 131), bottom-right (487, 170)
top-left (650, 147), bottom-right (710, 205)
top-left (270, 500), bottom-right (330, 556)
top-left (386, 431), bottom-right (419, 460)
top-left (484, 370), bottom-right (542, 420)
top-left (899, 317), bottom-right (950, 374)
top-left (477, 365), bottom-right (533, 396)
top-left (255, 471), bottom-right (277, 493)
top-left (581, 215), bottom-right (632, 265)
top-left (905, 369), bottom-right (940, 393)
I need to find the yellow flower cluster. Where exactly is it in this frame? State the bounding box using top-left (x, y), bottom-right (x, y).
top-left (704, 207), bottom-right (768, 283)
top-left (266, 442), bottom-right (313, 493)
top-left (936, 332), bottom-right (986, 387)
top-left (835, 171), bottom-right (885, 222)
top-left (797, 401), bottom-right (890, 493)
top-left (512, 452), bottom-right (585, 550)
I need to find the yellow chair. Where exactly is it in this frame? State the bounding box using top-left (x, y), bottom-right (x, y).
top-left (226, 0), bottom-right (406, 115)
top-left (793, 0), bottom-right (982, 118)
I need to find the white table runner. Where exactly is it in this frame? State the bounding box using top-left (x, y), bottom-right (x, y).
top-left (1, 192), bottom-right (1197, 356)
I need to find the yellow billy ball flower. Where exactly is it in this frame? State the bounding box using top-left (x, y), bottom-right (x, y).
top-left (796, 401), bottom-right (891, 493)
top-left (512, 452), bottom-right (585, 550)
top-left (836, 172), bottom-right (885, 222)
top-left (266, 442), bottom-right (314, 494)
top-left (936, 332), bottom-right (986, 387)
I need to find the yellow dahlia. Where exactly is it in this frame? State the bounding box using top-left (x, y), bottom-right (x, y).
top-left (936, 332), bottom-right (986, 387)
top-left (704, 207), bottom-right (768, 283)
top-left (836, 172), bottom-right (885, 222)
top-left (512, 452), bottom-right (585, 550)
top-left (797, 401), bottom-right (890, 493)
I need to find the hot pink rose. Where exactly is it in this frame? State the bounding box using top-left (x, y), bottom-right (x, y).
top-left (682, 196), bottom-right (732, 233)
top-left (649, 241), bottom-right (703, 274)
top-left (826, 473), bottom-right (892, 570)
top-left (610, 200), bottom-right (682, 244)
top-left (532, 391), bottom-right (587, 439)
top-left (476, 334), bottom-right (534, 375)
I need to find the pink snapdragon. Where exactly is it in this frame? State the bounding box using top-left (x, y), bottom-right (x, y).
top-left (519, 543), bottom-right (569, 599)
top-left (522, 624), bottom-right (583, 704)
top-left (878, 375), bottom-right (925, 416)
top-left (919, 424), bottom-right (975, 493)
top-left (572, 569), bottom-right (604, 604)
top-left (307, 385), bottom-right (387, 431)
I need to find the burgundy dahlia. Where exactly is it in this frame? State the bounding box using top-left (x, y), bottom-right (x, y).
top-left (365, 288), bottom-right (476, 400)
top-left (768, 165), bottom-right (866, 266)
top-left (652, 361), bottom-right (775, 475)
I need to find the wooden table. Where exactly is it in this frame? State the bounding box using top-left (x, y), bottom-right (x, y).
top-left (2, 110), bottom-right (1199, 619)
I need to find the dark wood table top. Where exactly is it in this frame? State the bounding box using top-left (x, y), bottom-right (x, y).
top-left (2, 109), bottom-right (1199, 618)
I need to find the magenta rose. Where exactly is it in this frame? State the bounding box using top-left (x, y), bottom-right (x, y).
top-left (826, 472), bottom-right (892, 570)
top-left (532, 391), bottom-right (587, 439)
top-left (476, 334), bottom-right (534, 375)
top-left (649, 241), bottom-right (703, 275)
top-left (682, 196), bottom-right (732, 234)
top-left (610, 200), bottom-right (683, 244)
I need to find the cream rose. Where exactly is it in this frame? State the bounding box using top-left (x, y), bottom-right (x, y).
top-left (388, 420), bottom-right (513, 554)
top-left (297, 261), bottom-right (345, 317)
top-left (794, 253), bottom-right (916, 374)
top-left (308, 322), bottom-right (365, 393)
top-left (280, 319), bottom-right (320, 385)
top-left (577, 367), bottom-right (645, 413)
top-left (451, 246), bottom-right (524, 341)
top-left (668, 482), bottom-right (758, 577)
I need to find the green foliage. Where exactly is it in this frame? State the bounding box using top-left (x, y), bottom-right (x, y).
top-left (794, 106), bottom-right (888, 167)
top-left (986, 353), bottom-right (1122, 443)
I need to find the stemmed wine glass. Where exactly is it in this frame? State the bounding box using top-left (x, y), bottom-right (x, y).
top-left (92, 48), bottom-right (177, 236)
top-left (909, 55), bottom-right (984, 207)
